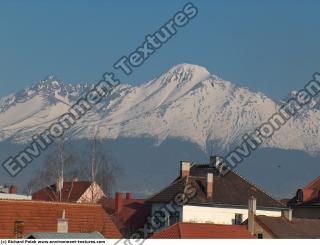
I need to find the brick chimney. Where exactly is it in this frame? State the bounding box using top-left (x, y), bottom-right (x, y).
top-left (9, 185), bottom-right (17, 194)
top-left (282, 208), bottom-right (292, 221)
top-left (126, 192), bottom-right (132, 200)
top-left (248, 196), bottom-right (256, 235)
top-left (57, 210), bottom-right (68, 233)
top-left (115, 192), bottom-right (123, 213)
top-left (14, 220), bottom-right (24, 238)
top-left (180, 161), bottom-right (190, 178)
top-left (206, 173), bottom-right (213, 199)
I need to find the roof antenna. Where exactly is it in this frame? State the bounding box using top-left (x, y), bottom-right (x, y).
top-left (209, 141), bottom-right (214, 157)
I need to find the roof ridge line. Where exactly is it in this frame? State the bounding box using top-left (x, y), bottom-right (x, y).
top-left (148, 162), bottom-right (198, 201)
top-left (305, 176), bottom-right (320, 189)
top-left (0, 199), bottom-right (102, 206)
top-left (232, 169), bottom-right (285, 207)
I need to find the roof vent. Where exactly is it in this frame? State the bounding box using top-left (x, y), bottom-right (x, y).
top-left (9, 185), bottom-right (17, 194)
top-left (115, 192), bottom-right (123, 213)
top-left (206, 173), bottom-right (213, 199)
top-left (248, 196), bottom-right (256, 235)
top-left (210, 156), bottom-right (229, 175)
top-left (282, 208), bottom-right (292, 222)
top-left (14, 220), bottom-right (24, 238)
top-left (180, 161), bottom-right (190, 178)
top-left (57, 210), bottom-right (68, 233)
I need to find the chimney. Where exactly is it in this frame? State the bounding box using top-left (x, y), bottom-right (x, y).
top-left (56, 176), bottom-right (64, 192)
top-left (210, 156), bottom-right (219, 166)
top-left (57, 210), bottom-right (68, 233)
top-left (180, 161), bottom-right (190, 178)
top-left (14, 220), bottom-right (24, 238)
top-left (206, 173), bottom-right (213, 199)
top-left (210, 155), bottom-right (229, 175)
top-left (9, 185), bottom-right (17, 194)
top-left (126, 192), bottom-right (132, 200)
top-left (248, 196), bottom-right (256, 235)
top-left (282, 208), bottom-right (292, 221)
top-left (115, 192), bottom-right (123, 213)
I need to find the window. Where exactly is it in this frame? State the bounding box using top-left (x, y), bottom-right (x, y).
top-left (169, 211), bottom-right (180, 226)
top-left (154, 211), bottom-right (166, 228)
top-left (258, 233), bottom-right (263, 239)
top-left (234, 213), bottom-right (243, 225)
top-left (154, 210), bottom-right (180, 228)
top-left (297, 189), bottom-right (304, 203)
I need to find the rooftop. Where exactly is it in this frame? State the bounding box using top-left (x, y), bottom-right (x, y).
top-left (151, 222), bottom-right (254, 239)
top-left (148, 163), bottom-right (284, 209)
top-left (0, 199), bottom-right (121, 239)
top-left (100, 193), bottom-right (151, 234)
top-left (25, 231), bottom-right (105, 239)
top-left (32, 181), bottom-right (94, 202)
top-left (254, 215), bottom-right (320, 238)
top-left (288, 176), bottom-right (320, 206)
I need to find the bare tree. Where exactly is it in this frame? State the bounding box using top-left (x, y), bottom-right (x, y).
top-left (78, 129), bottom-right (122, 197)
top-left (25, 137), bottom-right (78, 200)
top-left (25, 135), bottom-right (121, 200)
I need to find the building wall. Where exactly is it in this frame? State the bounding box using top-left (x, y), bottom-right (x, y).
top-left (253, 221), bottom-right (274, 239)
top-left (292, 207), bottom-right (320, 219)
top-left (182, 205), bottom-right (282, 225)
top-left (0, 193), bottom-right (32, 200)
top-left (78, 183), bottom-right (105, 203)
top-left (151, 203), bottom-right (183, 230)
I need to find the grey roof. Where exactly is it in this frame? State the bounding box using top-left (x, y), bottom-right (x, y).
top-left (148, 164), bottom-right (285, 209)
top-left (25, 232), bottom-right (105, 239)
top-left (255, 215), bottom-right (320, 238)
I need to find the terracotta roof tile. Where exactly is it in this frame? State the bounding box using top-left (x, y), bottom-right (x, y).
top-left (32, 181), bottom-right (92, 202)
top-left (99, 197), bottom-right (151, 234)
top-left (288, 176), bottom-right (320, 206)
top-left (151, 222), bottom-right (254, 239)
top-left (0, 200), bottom-right (121, 239)
top-left (305, 176), bottom-right (320, 189)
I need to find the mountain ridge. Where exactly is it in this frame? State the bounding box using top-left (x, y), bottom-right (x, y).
top-left (1, 64), bottom-right (320, 155)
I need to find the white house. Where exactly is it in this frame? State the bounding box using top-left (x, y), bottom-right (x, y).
top-left (148, 156), bottom-right (285, 229)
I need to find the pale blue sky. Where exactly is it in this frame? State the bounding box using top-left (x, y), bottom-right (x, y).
top-left (0, 0), bottom-right (320, 100)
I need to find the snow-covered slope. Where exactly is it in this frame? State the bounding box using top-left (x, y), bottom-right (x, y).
top-left (1, 64), bottom-right (320, 154)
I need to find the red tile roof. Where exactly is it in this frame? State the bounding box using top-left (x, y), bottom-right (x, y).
top-left (100, 197), bottom-right (151, 234)
top-left (0, 200), bottom-right (121, 239)
top-left (151, 222), bottom-right (254, 239)
top-left (305, 176), bottom-right (320, 189)
top-left (288, 176), bottom-right (320, 206)
top-left (32, 181), bottom-right (93, 202)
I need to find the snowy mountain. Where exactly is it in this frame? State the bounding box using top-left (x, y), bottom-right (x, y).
top-left (1, 64), bottom-right (320, 155)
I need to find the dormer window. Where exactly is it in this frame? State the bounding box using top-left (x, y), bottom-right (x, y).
top-left (297, 189), bottom-right (304, 203)
top-left (234, 213), bottom-right (243, 225)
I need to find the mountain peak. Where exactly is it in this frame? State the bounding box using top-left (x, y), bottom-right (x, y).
top-left (167, 63), bottom-right (210, 81)
top-left (36, 75), bottom-right (64, 89)
top-left (1, 64), bottom-right (320, 156)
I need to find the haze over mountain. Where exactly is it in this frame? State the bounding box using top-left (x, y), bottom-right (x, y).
top-left (1, 64), bottom-right (320, 155)
top-left (1, 64), bottom-right (320, 198)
